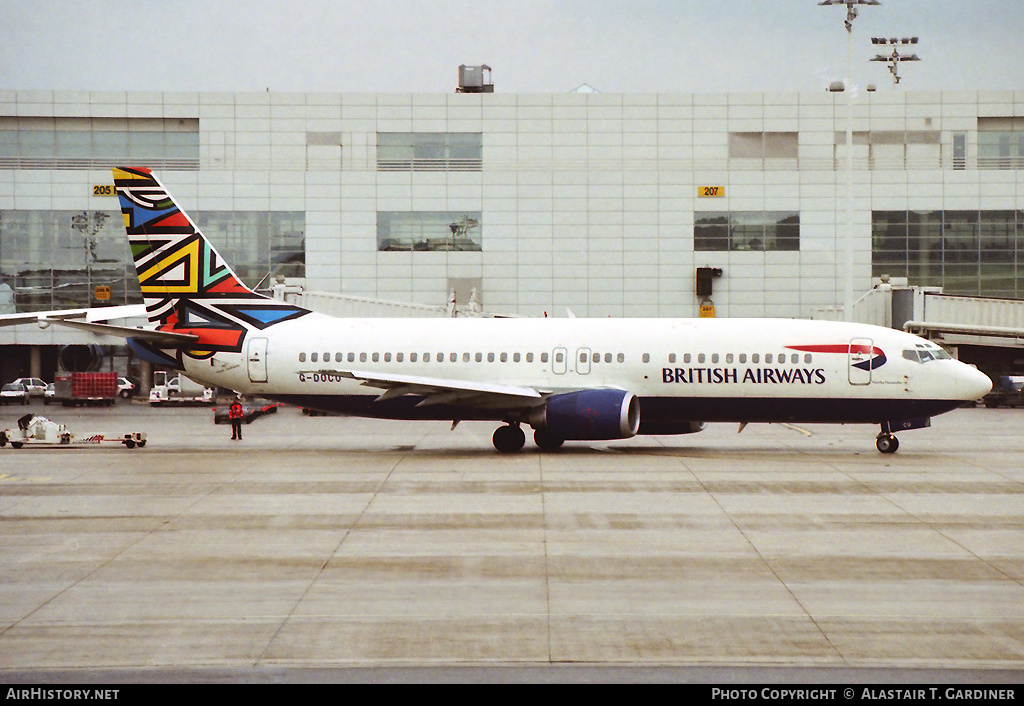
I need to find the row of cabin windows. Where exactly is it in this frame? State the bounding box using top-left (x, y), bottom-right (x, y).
top-left (300, 351), bottom-right (552, 364)
top-left (297, 350), bottom-right (812, 365)
top-left (665, 352), bottom-right (813, 365)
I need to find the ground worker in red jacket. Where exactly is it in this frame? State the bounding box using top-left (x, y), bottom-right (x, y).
top-left (229, 398), bottom-right (244, 440)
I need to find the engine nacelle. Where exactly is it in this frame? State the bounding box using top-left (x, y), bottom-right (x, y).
top-left (530, 389), bottom-right (640, 441)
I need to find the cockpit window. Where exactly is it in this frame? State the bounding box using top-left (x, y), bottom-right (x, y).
top-left (903, 346), bottom-right (953, 363)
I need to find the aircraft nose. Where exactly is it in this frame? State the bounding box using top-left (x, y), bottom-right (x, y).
top-left (957, 365), bottom-right (992, 401)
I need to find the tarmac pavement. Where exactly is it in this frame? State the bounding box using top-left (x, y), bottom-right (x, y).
top-left (0, 402), bottom-right (1022, 682)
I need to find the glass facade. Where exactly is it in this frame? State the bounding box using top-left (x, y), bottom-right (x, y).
top-left (0, 210), bottom-right (304, 312)
top-left (872, 210), bottom-right (1023, 297)
top-left (694, 212), bottom-right (800, 252)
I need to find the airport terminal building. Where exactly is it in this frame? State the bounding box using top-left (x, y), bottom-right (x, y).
top-left (2, 86), bottom-right (1023, 378)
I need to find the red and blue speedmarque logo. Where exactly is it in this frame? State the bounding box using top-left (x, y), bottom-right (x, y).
top-left (786, 344), bottom-right (887, 371)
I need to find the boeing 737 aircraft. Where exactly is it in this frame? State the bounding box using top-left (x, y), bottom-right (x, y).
top-left (1, 167), bottom-right (993, 453)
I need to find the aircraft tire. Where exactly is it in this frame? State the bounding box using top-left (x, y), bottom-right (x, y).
top-left (876, 434), bottom-right (899, 454)
top-left (492, 424), bottom-right (525, 453)
top-left (534, 428), bottom-right (564, 451)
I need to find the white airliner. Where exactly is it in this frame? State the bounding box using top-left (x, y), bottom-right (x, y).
top-left (0, 167), bottom-right (993, 454)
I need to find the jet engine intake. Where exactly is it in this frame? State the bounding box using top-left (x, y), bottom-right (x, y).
top-left (530, 389), bottom-right (640, 440)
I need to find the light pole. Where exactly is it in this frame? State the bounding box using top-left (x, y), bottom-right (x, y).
top-left (871, 37), bottom-right (920, 85)
top-left (820, 0), bottom-right (878, 320)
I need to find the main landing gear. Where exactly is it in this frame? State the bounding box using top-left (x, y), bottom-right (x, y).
top-left (492, 423), bottom-right (566, 453)
top-left (876, 432), bottom-right (899, 454)
top-left (492, 423), bottom-right (525, 453)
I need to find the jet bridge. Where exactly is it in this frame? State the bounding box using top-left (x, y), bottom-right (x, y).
top-left (814, 281), bottom-right (1024, 376)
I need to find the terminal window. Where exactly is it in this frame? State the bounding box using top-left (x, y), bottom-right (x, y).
top-left (694, 212), bottom-right (800, 252)
top-left (0, 117), bottom-right (199, 170)
top-left (377, 211), bottom-right (482, 252)
top-left (871, 210), bottom-right (1023, 298)
top-left (376, 133), bottom-right (482, 171)
top-left (0, 209), bottom-right (304, 312)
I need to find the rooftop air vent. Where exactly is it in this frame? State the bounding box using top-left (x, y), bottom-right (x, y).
top-left (457, 65), bottom-right (494, 93)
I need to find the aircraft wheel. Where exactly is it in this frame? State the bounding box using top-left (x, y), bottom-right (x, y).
top-left (492, 424), bottom-right (525, 453)
top-left (534, 428), bottom-right (564, 451)
top-left (876, 433), bottom-right (899, 454)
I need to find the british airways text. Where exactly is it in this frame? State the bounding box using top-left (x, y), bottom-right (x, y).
top-left (662, 367), bottom-right (827, 385)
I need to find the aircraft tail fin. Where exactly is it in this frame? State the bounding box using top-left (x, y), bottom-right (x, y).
top-left (113, 167), bottom-right (257, 319)
top-left (113, 167), bottom-right (312, 368)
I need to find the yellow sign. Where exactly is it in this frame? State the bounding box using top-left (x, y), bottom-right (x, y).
top-left (697, 186), bottom-right (725, 197)
top-left (94, 286), bottom-right (111, 301)
top-left (92, 185), bottom-right (116, 196)
top-left (699, 302), bottom-right (715, 318)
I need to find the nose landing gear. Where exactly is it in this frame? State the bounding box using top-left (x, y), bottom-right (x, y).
top-left (876, 432), bottom-right (899, 454)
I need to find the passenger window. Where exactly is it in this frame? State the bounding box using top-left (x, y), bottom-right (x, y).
top-left (804, 354), bottom-right (812, 364)
top-left (450, 352), bottom-right (457, 362)
top-left (396, 353), bottom-right (403, 362)
top-left (348, 352), bottom-right (355, 363)
top-left (752, 354), bottom-right (760, 363)
top-left (436, 353), bottom-right (444, 362)
top-left (698, 353), bottom-right (706, 364)
top-left (311, 352), bottom-right (318, 363)
top-left (299, 352), bottom-right (306, 362)
top-left (488, 353), bottom-right (496, 363)
top-left (617, 353), bottom-right (624, 363)
top-left (604, 353), bottom-right (612, 363)
top-left (475, 352), bottom-right (483, 362)
top-left (765, 354), bottom-right (773, 364)
top-left (360, 353), bottom-right (368, 363)
top-left (410, 353), bottom-right (418, 362)
top-left (683, 353), bottom-right (691, 364)
top-left (592, 352), bottom-right (599, 363)
top-left (463, 352), bottom-right (470, 362)
top-left (541, 353), bottom-right (548, 363)
top-left (372, 353), bottom-right (380, 363)
top-left (384, 352), bottom-right (392, 362)
top-left (726, 353), bottom-right (733, 364)
top-left (555, 352), bottom-right (564, 363)
top-left (526, 353), bottom-right (534, 363)
top-left (739, 353), bottom-right (747, 363)
top-left (514, 353), bottom-right (521, 363)
top-left (642, 353), bottom-right (650, 363)
top-left (669, 353), bottom-right (676, 364)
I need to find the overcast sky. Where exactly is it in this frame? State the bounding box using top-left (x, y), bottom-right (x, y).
top-left (2, 0), bottom-right (1022, 95)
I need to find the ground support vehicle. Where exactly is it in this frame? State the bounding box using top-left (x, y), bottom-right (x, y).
top-left (0, 383), bottom-right (30, 405)
top-left (55, 372), bottom-right (118, 407)
top-left (150, 371), bottom-right (213, 406)
top-left (982, 375), bottom-right (1024, 408)
top-left (11, 378), bottom-right (47, 398)
top-left (0, 415), bottom-right (146, 449)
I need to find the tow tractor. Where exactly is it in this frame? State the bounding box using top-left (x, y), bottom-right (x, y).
top-left (0, 414), bottom-right (147, 449)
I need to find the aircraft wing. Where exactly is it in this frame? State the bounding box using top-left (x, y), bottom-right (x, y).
top-left (0, 304), bottom-right (198, 344)
top-left (305, 368), bottom-right (546, 408)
